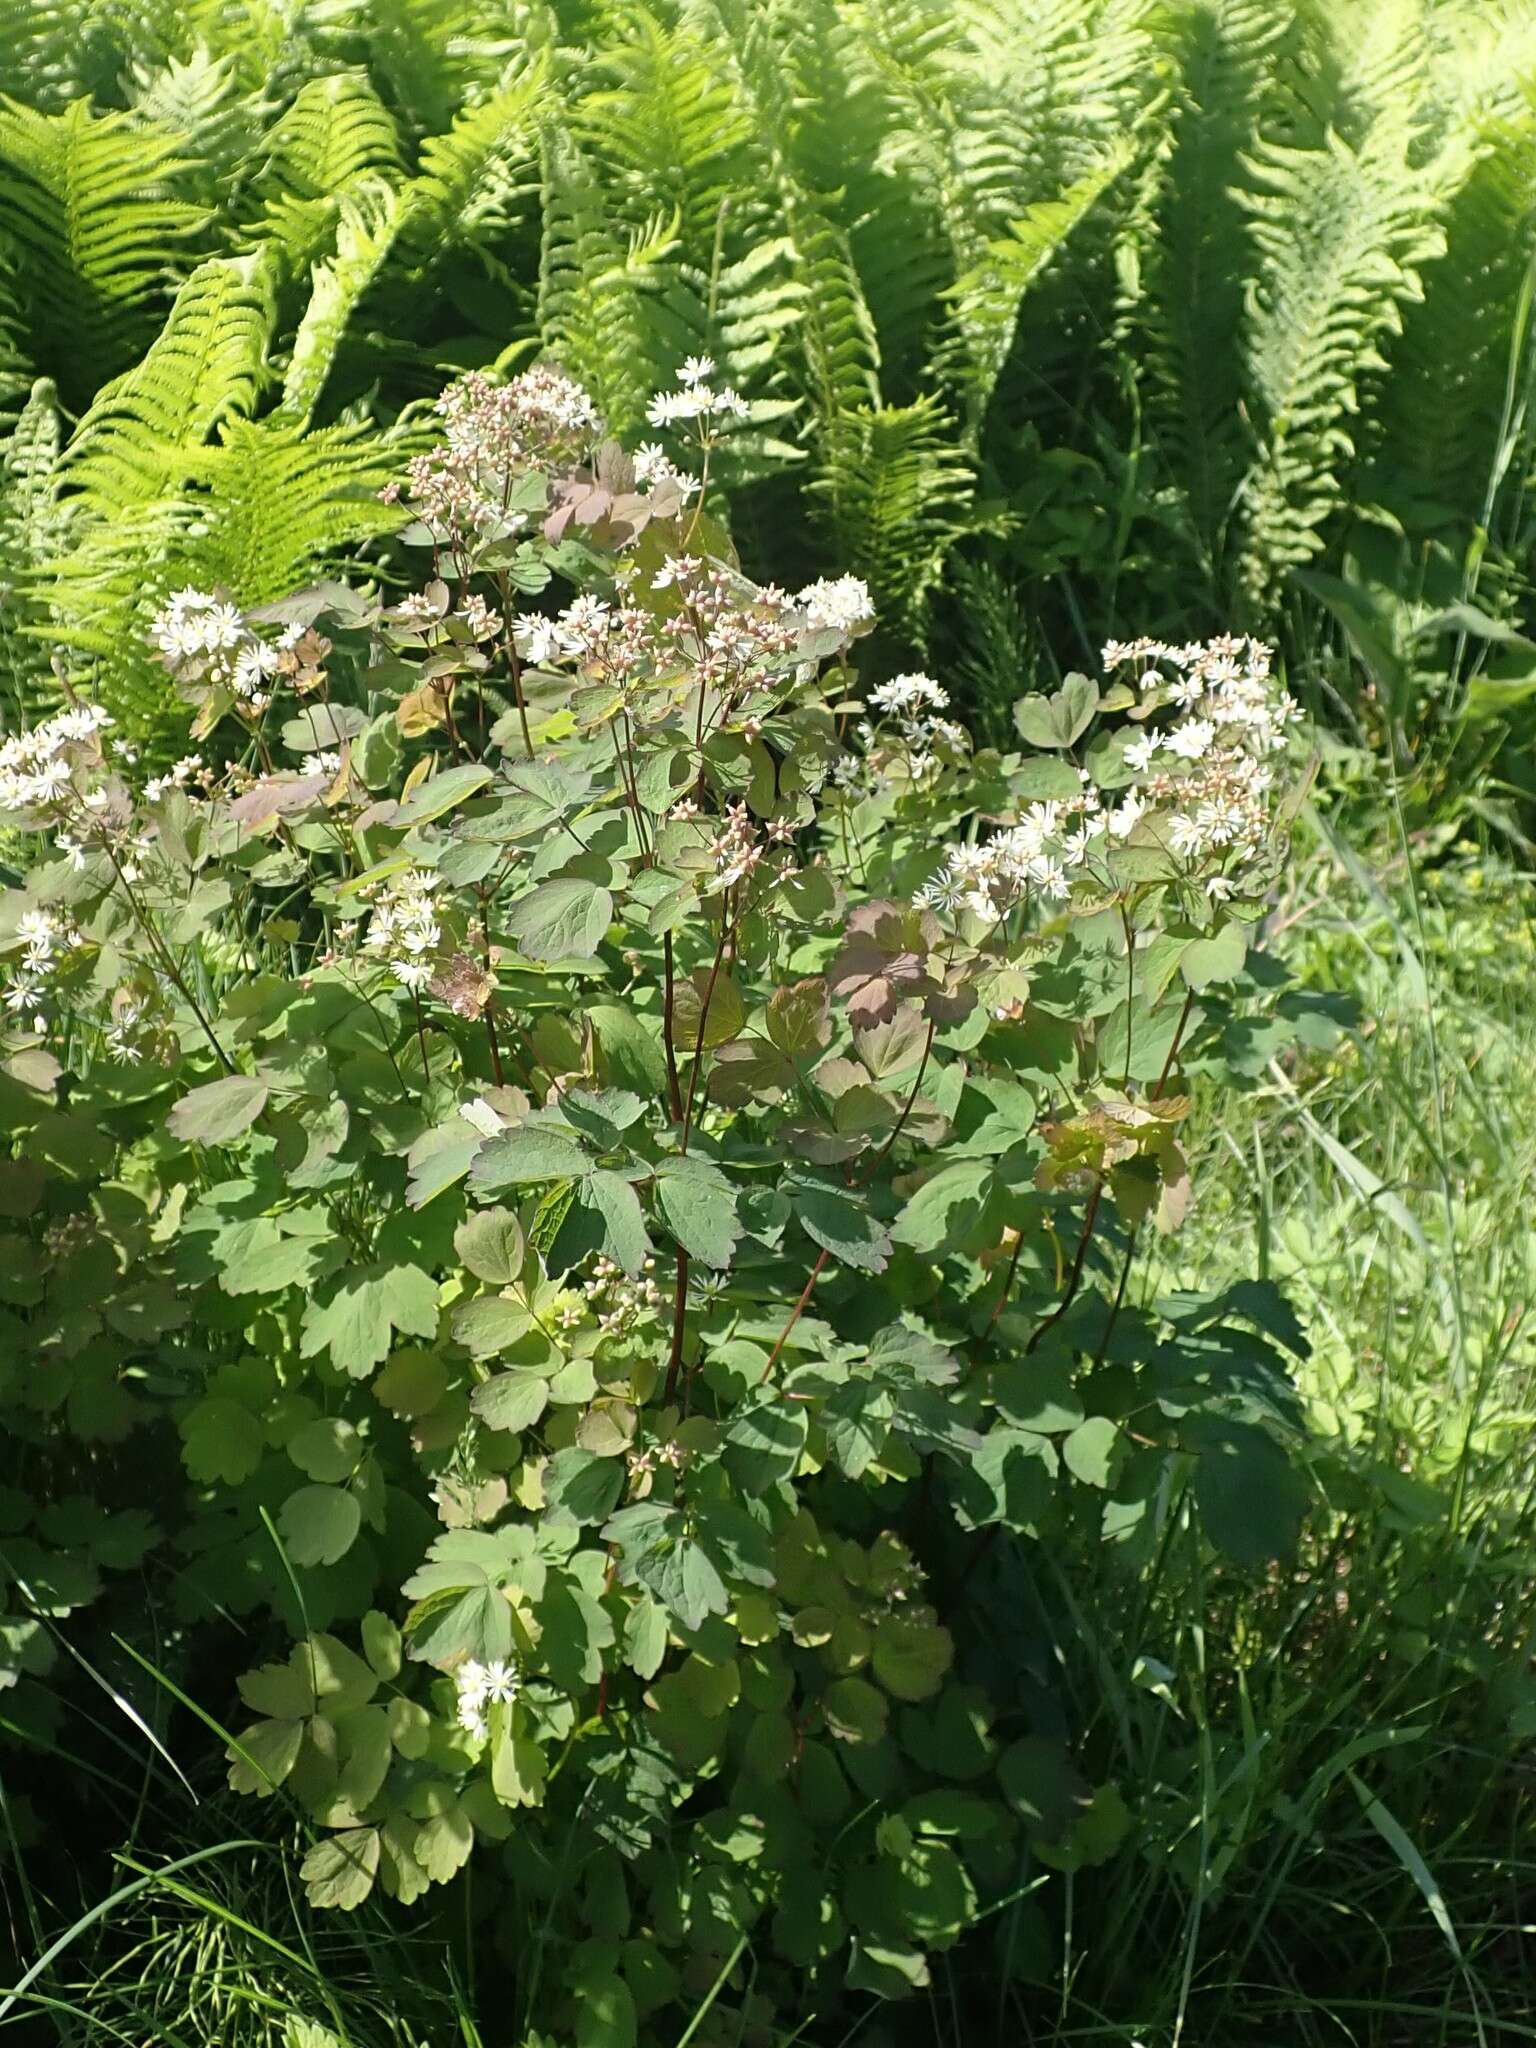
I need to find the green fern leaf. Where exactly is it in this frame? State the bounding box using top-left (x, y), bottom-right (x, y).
top-left (0, 95), bottom-right (209, 402)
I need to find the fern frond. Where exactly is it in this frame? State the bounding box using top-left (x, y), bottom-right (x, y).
top-left (537, 119), bottom-right (680, 433)
top-left (398, 61), bottom-right (546, 262)
top-left (63, 252), bottom-right (276, 509)
top-left (1234, 125), bottom-right (1464, 604)
top-left (249, 73), bottom-right (402, 266)
top-left (812, 393), bottom-right (974, 639)
top-left (125, 44), bottom-right (257, 172)
top-left (0, 378), bottom-right (73, 720)
top-left (941, 139), bottom-right (1134, 445)
top-left (179, 415), bottom-right (405, 603)
top-left (1369, 92), bottom-right (1536, 536)
top-left (0, 96), bottom-right (209, 402)
top-left (1137, 0), bottom-right (1296, 579)
top-left (280, 176), bottom-right (403, 425)
top-left (573, 2), bottom-right (759, 249)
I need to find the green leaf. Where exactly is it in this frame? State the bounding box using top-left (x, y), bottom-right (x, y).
top-left (414, 1798), bottom-right (474, 1882)
top-left (623, 1595), bottom-right (668, 1679)
top-left (1013, 673), bottom-right (1098, 749)
top-left (287, 1418), bottom-right (360, 1483)
top-left (490, 1708), bottom-right (547, 1807)
top-left (724, 1400), bottom-right (807, 1489)
top-left (505, 877), bottom-right (613, 960)
top-left (542, 1447), bottom-right (625, 1527)
top-left (581, 1170), bottom-right (650, 1277)
top-left (872, 1615), bottom-right (953, 1702)
top-left (468, 1126), bottom-right (589, 1191)
top-left (653, 1158), bottom-right (740, 1269)
top-left (227, 1716), bottom-right (304, 1795)
top-left (471, 1371), bottom-right (550, 1433)
top-left (181, 1396), bottom-right (264, 1484)
top-left (167, 1075), bottom-right (269, 1145)
top-left (454, 1207), bottom-right (526, 1286)
top-left (300, 1828), bottom-right (380, 1910)
top-left (790, 1178), bottom-right (892, 1273)
top-left (670, 968), bottom-right (747, 1051)
top-left (891, 1160), bottom-right (994, 1254)
top-left (301, 1263), bottom-right (440, 1377)
top-left (238, 1651), bottom-right (315, 1721)
top-left (1061, 1416), bottom-right (1124, 1489)
top-left (574, 1974), bottom-right (637, 2048)
top-left (767, 979), bottom-right (832, 1056)
top-left (1180, 920), bottom-right (1246, 990)
top-left (361, 1610), bottom-right (401, 1682)
top-left (1194, 1427), bottom-right (1309, 1565)
top-left (823, 1675), bottom-right (888, 1744)
top-left (279, 1484), bottom-right (362, 1567)
top-left (337, 1703), bottom-right (392, 1813)
top-left (390, 763), bottom-right (494, 825)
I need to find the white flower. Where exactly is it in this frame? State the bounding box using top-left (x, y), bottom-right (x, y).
top-left (460, 1097), bottom-right (507, 1137)
top-left (513, 613), bottom-right (561, 666)
top-left (1164, 719), bottom-right (1215, 762)
top-left (869, 672), bottom-right (949, 715)
top-left (796, 575), bottom-right (874, 638)
top-left (678, 355), bottom-right (715, 386)
top-left (1167, 812), bottom-right (1206, 859)
top-left (1124, 733), bottom-right (1161, 773)
top-left (1108, 792), bottom-right (1146, 840)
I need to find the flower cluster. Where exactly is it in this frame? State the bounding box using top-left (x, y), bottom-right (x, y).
top-left (582, 1254), bottom-right (665, 1339)
top-left (453, 1657), bottom-right (520, 1741)
top-left (627, 1438), bottom-right (686, 1481)
top-left (2, 908), bottom-right (78, 1034)
top-left (918, 635), bottom-right (1295, 923)
top-left (860, 672), bottom-right (968, 782)
top-left (391, 366), bottom-right (601, 541)
top-left (916, 789), bottom-right (1109, 919)
top-left (796, 574), bottom-right (875, 642)
top-left (516, 559), bottom-right (803, 718)
top-left (1102, 634), bottom-right (1299, 875)
top-left (644, 355), bottom-right (749, 430)
top-left (632, 443), bottom-right (699, 498)
top-left (150, 589), bottom-right (302, 716)
top-left (361, 869), bottom-right (444, 993)
top-left (143, 754), bottom-right (209, 803)
top-left (0, 703), bottom-right (113, 820)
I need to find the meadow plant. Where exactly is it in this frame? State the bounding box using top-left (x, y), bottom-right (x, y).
top-left (0, 362), bottom-right (1346, 2038)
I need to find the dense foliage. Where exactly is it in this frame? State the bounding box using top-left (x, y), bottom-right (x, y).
top-left (1, 4), bottom-right (1533, 2045)
top-left (0, 358), bottom-right (1354, 2041)
top-left (0, 0), bottom-right (1533, 794)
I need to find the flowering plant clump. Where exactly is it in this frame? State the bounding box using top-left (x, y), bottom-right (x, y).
top-left (0, 360), bottom-right (1349, 2042)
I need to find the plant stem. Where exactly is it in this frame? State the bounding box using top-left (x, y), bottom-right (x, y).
top-left (661, 933), bottom-right (684, 1122)
top-left (663, 1250), bottom-right (690, 1406)
top-left (764, 1249), bottom-right (829, 1377)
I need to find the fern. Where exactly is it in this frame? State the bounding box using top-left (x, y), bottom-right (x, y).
top-left (1370, 88), bottom-right (1536, 537)
top-left (0, 96), bottom-right (209, 402)
top-left (573, 2), bottom-right (759, 249)
top-left (248, 72), bottom-right (402, 268)
top-left (178, 414), bottom-right (405, 603)
top-left (813, 393), bottom-right (974, 640)
top-left (1137, 0), bottom-right (1295, 582)
top-left (1233, 124), bottom-right (1465, 605)
top-left (0, 379), bottom-right (73, 718)
top-left (280, 176), bottom-right (403, 424)
top-left (398, 63), bottom-right (546, 263)
top-left (125, 44), bottom-right (259, 173)
top-left (537, 119), bottom-right (680, 434)
top-left (942, 139), bottom-right (1134, 447)
top-left (63, 252), bottom-right (276, 510)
